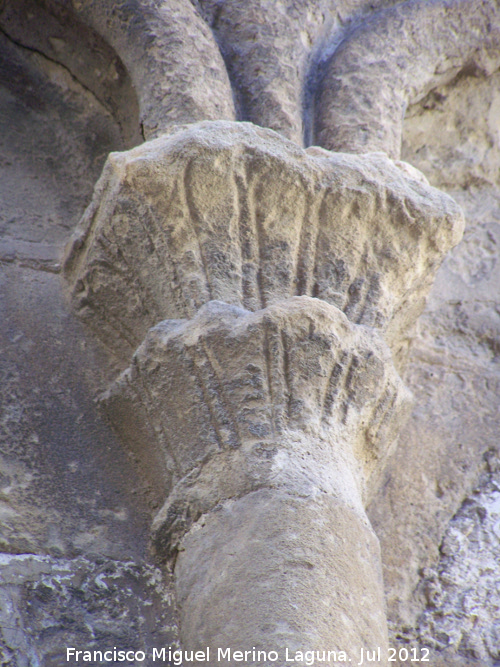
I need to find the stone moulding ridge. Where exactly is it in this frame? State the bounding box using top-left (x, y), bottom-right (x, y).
top-left (315, 0), bottom-right (500, 158)
top-left (67, 0), bottom-right (236, 139)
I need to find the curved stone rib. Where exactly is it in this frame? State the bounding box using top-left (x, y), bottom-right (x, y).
top-left (67, 0), bottom-right (236, 139)
top-left (196, 0), bottom-right (317, 145)
top-left (64, 121), bottom-right (463, 367)
top-left (315, 0), bottom-right (500, 158)
top-left (0, 0), bottom-right (142, 147)
top-left (101, 297), bottom-right (411, 657)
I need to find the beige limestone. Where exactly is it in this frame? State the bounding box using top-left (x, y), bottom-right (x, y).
top-left (0, 0), bottom-right (142, 147)
top-left (176, 490), bottom-right (387, 664)
top-left (61, 118), bottom-right (464, 662)
top-left (415, 468), bottom-right (500, 665)
top-left (64, 121), bottom-right (463, 368)
top-left (315, 0), bottom-right (500, 158)
top-left (368, 67), bottom-right (500, 664)
top-left (102, 297), bottom-right (411, 543)
top-left (102, 297), bottom-right (408, 659)
top-left (67, 0), bottom-right (236, 139)
top-left (0, 0), bottom-right (236, 143)
top-left (0, 14), bottom-right (180, 661)
top-left (0, 553), bottom-right (178, 665)
top-left (194, 0), bottom-right (404, 146)
top-left (2, 0), bottom-right (500, 664)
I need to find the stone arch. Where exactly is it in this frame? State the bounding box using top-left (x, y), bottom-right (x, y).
top-left (315, 0), bottom-right (500, 158)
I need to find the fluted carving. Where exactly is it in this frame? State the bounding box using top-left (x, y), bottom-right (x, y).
top-left (61, 117), bottom-right (466, 662)
top-left (2, 0), bottom-right (498, 660)
top-left (102, 297), bottom-right (410, 654)
top-left (64, 121), bottom-right (463, 367)
top-left (102, 297), bottom-right (411, 551)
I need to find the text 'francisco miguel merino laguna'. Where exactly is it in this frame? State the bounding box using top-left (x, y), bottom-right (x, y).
top-left (66, 646), bottom-right (352, 664)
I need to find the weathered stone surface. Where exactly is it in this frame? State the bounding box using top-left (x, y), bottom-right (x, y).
top-left (68, 0), bottom-right (236, 139)
top-left (315, 0), bottom-right (500, 158)
top-left (413, 465), bottom-right (500, 665)
top-left (0, 553), bottom-right (177, 666)
top-left (0, 27), bottom-right (179, 662)
top-left (0, 264), bottom-right (155, 559)
top-left (0, 0), bottom-right (412, 149)
top-left (103, 297), bottom-right (410, 550)
top-left (175, 0), bottom-right (404, 145)
top-left (0, 30), bottom-right (125, 258)
top-left (402, 71), bottom-right (500, 192)
top-left (64, 121), bottom-right (463, 367)
top-left (195, 0), bottom-right (331, 145)
top-left (368, 66), bottom-right (500, 666)
top-left (103, 297), bottom-right (405, 659)
top-left (1, 0), bottom-right (236, 142)
top-left (2, 0), bottom-right (500, 664)
top-left (176, 490), bottom-right (387, 664)
top-left (0, 0), bottom-right (142, 148)
top-left (0, 28), bottom-right (155, 559)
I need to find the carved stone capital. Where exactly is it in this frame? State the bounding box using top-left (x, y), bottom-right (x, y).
top-left (102, 297), bottom-right (411, 551)
top-left (64, 121), bottom-right (463, 368)
top-left (101, 296), bottom-right (410, 656)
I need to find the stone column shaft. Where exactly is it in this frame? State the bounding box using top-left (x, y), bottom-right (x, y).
top-left (102, 297), bottom-right (412, 662)
top-left (63, 121), bottom-right (464, 660)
